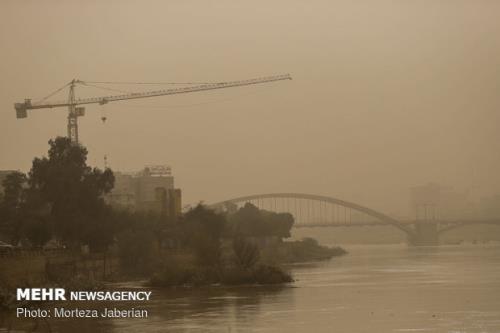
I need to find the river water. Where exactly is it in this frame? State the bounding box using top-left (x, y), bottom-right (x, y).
top-left (3, 244), bottom-right (500, 332)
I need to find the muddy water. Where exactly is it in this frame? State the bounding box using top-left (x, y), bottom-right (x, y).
top-left (3, 244), bottom-right (500, 332)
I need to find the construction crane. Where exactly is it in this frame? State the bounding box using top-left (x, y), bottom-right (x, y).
top-left (14, 74), bottom-right (292, 144)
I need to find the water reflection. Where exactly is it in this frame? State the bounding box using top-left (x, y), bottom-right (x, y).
top-left (141, 286), bottom-right (288, 332)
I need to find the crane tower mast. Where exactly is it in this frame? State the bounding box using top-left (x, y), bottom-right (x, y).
top-left (15, 74), bottom-right (291, 144)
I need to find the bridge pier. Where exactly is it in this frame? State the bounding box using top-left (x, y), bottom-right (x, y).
top-left (409, 222), bottom-right (439, 246)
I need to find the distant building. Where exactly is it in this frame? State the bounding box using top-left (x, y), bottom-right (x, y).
top-left (168, 188), bottom-right (182, 218)
top-left (410, 183), bottom-right (476, 221)
top-left (106, 165), bottom-right (182, 219)
top-left (134, 165), bottom-right (174, 212)
top-left (106, 172), bottom-right (136, 210)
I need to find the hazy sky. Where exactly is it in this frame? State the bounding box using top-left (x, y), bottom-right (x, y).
top-left (1, 0), bottom-right (499, 217)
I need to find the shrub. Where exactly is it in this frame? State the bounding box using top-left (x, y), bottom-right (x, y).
top-left (117, 229), bottom-right (157, 276)
top-left (190, 231), bottom-right (222, 267)
top-left (220, 266), bottom-right (254, 285)
top-left (150, 267), bottom-right (194, 287)
top-left (233, 238), bottom-right (260, 269)
top-left (253, 265), bottom-right (293, 284)
top-left (150, 256), bottom-right (220, 287)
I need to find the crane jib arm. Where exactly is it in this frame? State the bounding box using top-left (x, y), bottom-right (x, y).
top-left (14, 74), bottom-right (292, 117)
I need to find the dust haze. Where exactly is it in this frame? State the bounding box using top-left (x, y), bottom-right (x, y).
top-left (1, 0), bottom-right (499, 217)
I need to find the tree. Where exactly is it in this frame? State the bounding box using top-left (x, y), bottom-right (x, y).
top-left (233, 237), bottom-right (260, 269)
top-left (228, 203), bottom-right (294, 239)
top-left (0, 171), bottom-right (27, 243)
top-left (183, 204), bottom-right (226, 266)
top-left (1, 172), bottom-right (26, 209)
top-left (227, 203), bottom-right (264, 237)
top-left (28, 137), bottom-right (115, 249)
top-left (23, 216), bottom-right (52, 248)
top-left (117, 228), bottom-right (157, 275)
top-left (262, 210), bottom-right (294, 238)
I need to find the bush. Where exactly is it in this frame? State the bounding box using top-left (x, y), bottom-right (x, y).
top-left (280, 238), bottom-right (347, 263)
top-left (150, 267), bottom-right (194, 287)
top-left (190, 231), bottom-right (222, 267)
top-left (117, 229), bottom-right (158, 276)
top-left (150, 258), bottom-right (220, 287)
top-left (329, 246), bottom-right (348, 256)
top-left (233, 238), bottom-right (260, 269)
top-left (253, 265), bottom-right (293, 285)
top-left (220, 266), bottom-right (254, 285)
top-left (150, 261), bottom-right (293, 287)
top-left (183, 204), bottom-right (225, 267)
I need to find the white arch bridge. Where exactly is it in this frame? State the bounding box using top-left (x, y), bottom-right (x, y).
top-left (210, 193), bottom-right (500, 245)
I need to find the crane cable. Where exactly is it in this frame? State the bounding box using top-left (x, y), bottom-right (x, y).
top-left (33, 75), bottom-right (281, 104)
top-left (97, 94), bottom-right (109, 169)
top-left (83, 80), bottom-right (224, 85)
top-left (110, 85), bottom-right (273, 110)
top-left (79, 81), bottom-right (132, 94)
top-left (34, 82), bottom-right (72, 104)
top-left (76, 82), bottom-right (115, 123)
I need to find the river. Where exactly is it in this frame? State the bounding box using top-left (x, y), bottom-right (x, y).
top-left (3, 244), bottom-right (500, 332)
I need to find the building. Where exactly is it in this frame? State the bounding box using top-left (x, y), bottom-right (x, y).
top-left (106, 165), bottom-right (182, 219)
top-left (106, 172), bottom-right (136, 210)
top-left (134, 165), bottom-right (174, 212)
top-left (167, 188), bottom-right (182, 219)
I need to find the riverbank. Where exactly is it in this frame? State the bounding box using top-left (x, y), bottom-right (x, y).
top-left (0, 238), bottom-right (346, 293)
top-left (149, 238), bottom-right (345, 288)
top-left (150, 264), bottom-right (293, 287)
top-left (262, 238), bottom-right (347, 264)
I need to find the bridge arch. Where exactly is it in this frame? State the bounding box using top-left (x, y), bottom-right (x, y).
top-left (210, 193), bottom-right (415, 236)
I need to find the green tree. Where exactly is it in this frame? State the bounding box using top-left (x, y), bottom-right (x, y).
top-left (233, 237), bottom-right (260, 269)
top-left (228, 203), bottom-right (294, 239)
top-left (28, 137), bottom-right (114, 249)
top-left (262, 210), bottom-right (294, 238)
top-left (23, 216), bottom-right (52, 248)
top-left (117, 228), bottom-right (157, 275)
top-left (183, 204), bottom-right (226, 266)
top-left (0, 171), bottom-right (27, 243)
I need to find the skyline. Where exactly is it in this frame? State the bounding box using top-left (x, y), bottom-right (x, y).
top-left (1, 0), bottom-right (499, 217)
